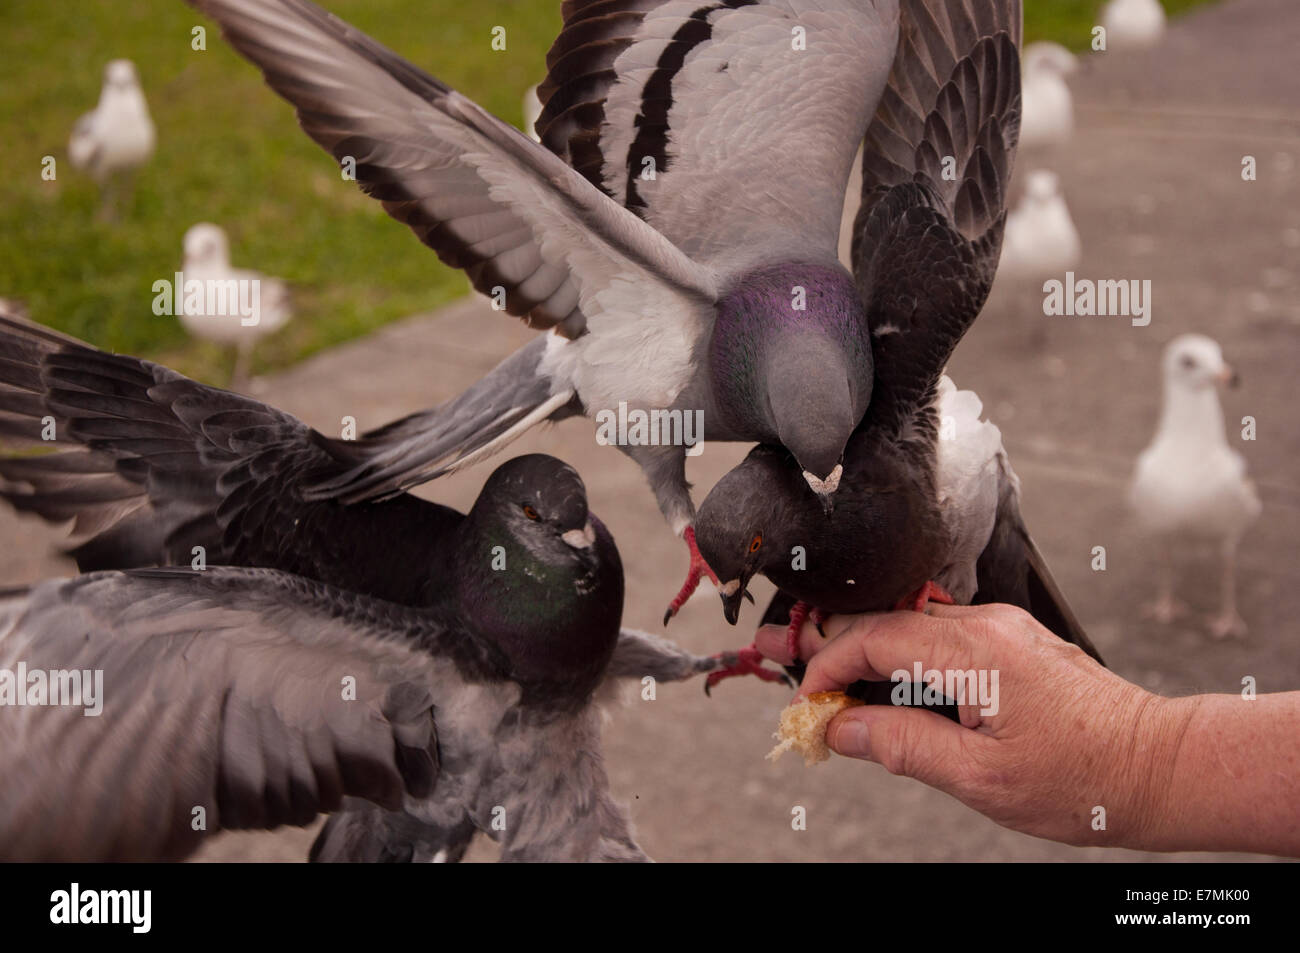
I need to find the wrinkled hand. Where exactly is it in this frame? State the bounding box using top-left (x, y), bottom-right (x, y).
top-left (755, 603), bottom-right (1198, 849)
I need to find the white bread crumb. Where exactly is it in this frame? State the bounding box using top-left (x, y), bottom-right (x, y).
top-left (767, 691), bottom-right (864, 766)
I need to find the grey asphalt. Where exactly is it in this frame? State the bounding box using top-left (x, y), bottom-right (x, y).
top-left (4, 0), bottom-right (1297, 862)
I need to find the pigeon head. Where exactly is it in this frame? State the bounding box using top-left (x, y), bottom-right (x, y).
top-left (472, 453), bottom-right (595, 561)
top-left (183, 223), bottom-right (231, 269)
top-left (1164, 334), bottom-right (1238, 391)
top-left (710, 263), bottom-right (872, 501)
top-left (459, 454), bottom-right (623, 707)
top-left (695, 445), bottom-right (815, 625)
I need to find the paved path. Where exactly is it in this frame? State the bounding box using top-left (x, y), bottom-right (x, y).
top-left (5, 0), bottom-right (1297, 862)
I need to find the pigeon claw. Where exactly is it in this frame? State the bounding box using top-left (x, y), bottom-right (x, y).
top-left (704, 645), bottom-right (791, 696)
top-left (895, 581), bottom-right (956, 614)
top-left (663, 526), bottom-right (721, 625)
top-left (784, 602), bottom-right (828, 660)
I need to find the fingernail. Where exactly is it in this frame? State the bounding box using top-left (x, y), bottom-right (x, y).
top-left (829, 719), bottom-right (870, 758)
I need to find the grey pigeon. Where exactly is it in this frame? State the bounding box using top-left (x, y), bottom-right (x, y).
top-left (184, 0), bottom-right (904, 618)
top-left (0, 561), bottom-right (648, 862)
top-left (690, 1), bottom-right (1107, 682)
top-left (0, 314), bottom-right (721, 861)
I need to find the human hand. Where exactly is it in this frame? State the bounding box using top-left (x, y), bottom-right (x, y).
top-left (755, 603), bottom-right (1201, 849)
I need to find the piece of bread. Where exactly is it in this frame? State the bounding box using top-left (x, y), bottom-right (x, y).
top-left (767, 691), bottom-right (864, 766)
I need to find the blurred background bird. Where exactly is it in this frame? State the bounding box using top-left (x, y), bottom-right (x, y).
top-left (1019, 41), bottom-right (1078, 150)
top-left (998, 170), bottom-right (1083, 280)
top-left (1102, 0), bottom-right (1168, 50)
top-left (68, 59), bottom-right (155, 222)
top-left (1129, 334), bottom-right (1260, 639)
top-left (179, 222), bottom-right (291, 390)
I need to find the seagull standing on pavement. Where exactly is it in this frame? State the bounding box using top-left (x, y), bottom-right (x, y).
top-left (1129, 334), bottom-right (1260, 639)
top-left (1019, 42), bottom-right (1077, 150)
top-left (68, 59), bottom-right (156, 221)
top-left (999, 170), bottom-right (1082, 280)
top-left (179, 222), bottom-right (291, 389)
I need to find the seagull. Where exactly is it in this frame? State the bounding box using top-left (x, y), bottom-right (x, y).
top-left (179, 222), bottom-right (292, 389)
top-left (186, 0), bottom-right (904, 622)
top-left (1019, 41), bottom-right (1077, 150)
top-left (68, 59), bottom-right (156, 221)
top-left (685, 0), bottom-right (1098, 684)
top-left (1102, 0), bottom-right (1167, 52)
top-left (0, 313), bottom-right (728, 860)
top-left (1128, 334), bottom-right (1260, 639)
top-left (998, 170), bottom-right (1082, 280)
top-left (522, 83), bottom-right (542, 142)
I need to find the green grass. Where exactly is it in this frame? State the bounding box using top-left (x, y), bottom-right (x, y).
top-left (0, 0), bottom-right (560, 382)
top-left (0, 0), bottom-right (1216, 384)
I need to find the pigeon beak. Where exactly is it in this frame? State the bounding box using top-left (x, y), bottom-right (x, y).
top-left (1216, 365), bottom-right (1240, 389)
top-left (561, 521), bottom-right (596, 550)
top-left (801, 464), bottom-right (843, 498)
top-left (718, 578), bottom-right (753, 626)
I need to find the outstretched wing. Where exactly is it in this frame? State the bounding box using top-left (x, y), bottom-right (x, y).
top-left (852, 0), bottom-right (1022, 428)
top-left (0, 315), bottom-right (462, 602)
top-left (0, 567), bottom-right (485, 861)
top-left (537, 0), bottom-right (901, 272)
top-left (189, 0), bottom-right (716, 350)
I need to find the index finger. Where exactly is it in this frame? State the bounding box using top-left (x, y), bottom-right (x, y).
top-left (797, 606), bottom-right (981, 698)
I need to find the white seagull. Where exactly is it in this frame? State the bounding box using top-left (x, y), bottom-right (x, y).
top-left (1102, 0), bottom-right (1167, 52)
top-left (998, 170), bottom-right (1082, 280)
top-left (68, 59), bottom-right (156, 221)
top-left (1129, 334), bottom-right (1261, 639)
top-left (179, 223), bottom-right (291, 389)
top-left (1019, 42), bottom-right (1077, 150)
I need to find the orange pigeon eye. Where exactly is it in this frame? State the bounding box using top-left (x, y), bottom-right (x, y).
top-left (749, 533), bottom-right (763, 553)
top-left (522, 504), bottom-right (540, 521)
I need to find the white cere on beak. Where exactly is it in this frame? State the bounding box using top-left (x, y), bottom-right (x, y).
top-left (802, 463), bottom-right (843, 496)
top-left (561, 521), bottom-right (597, 550)
top-left (718, 579), bottom-right (741, 596)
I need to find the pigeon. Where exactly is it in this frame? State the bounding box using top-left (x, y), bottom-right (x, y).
top-left (0, 560), bottom-right (653, 863)
top-left (68, 59), bottom-right (156, 221)
top-left (998, 170), bottom-right (1082, 280)
top-left (1101, 0), bottom-right (1167, 52)
top-left (178, 223), bottom-right (292, 389)
top-left (696, 379), bottom-right (1104, 687)
top-left (184, 0), bottom-right (904, 621)
top-left (1128, 334), bottom-right (1260, 639)
top-left (686, 0), bottom-right (1104, 683)
top-left (0, 313), bottom-right (724, 861)
top-left (1019, 42), bottom-right (1077, 150)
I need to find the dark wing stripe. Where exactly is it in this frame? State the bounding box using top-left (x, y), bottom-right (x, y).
top-left (622, 1), bottom-right (758, 213)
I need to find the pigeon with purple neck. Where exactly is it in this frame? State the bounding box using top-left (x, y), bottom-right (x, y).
top-left (182, 0), bottom-right (899, 625)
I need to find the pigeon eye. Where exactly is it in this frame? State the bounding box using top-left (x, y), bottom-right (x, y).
top-left (1180, 355), bottom-right (1197, 370)
top-left (748, 533), bottom-right (763, 553)
top-left (522, 504), bottom-right (540, 521)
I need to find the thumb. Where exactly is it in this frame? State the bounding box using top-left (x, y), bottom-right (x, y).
top-left (827, 705), bottom-right (989, 792)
